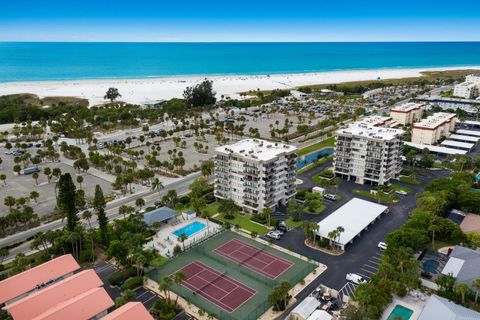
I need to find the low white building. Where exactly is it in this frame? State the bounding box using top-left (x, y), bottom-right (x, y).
top-left (411, 112), bottom-right (457, 145)
top-left (390, 102), bottom-right (425, 126)
top-left (316, 198), bottom-right (388, 250)
top-left (453, 74), bottom-right (480, 99)
top-left (290, 297), bottom-right (321, 320)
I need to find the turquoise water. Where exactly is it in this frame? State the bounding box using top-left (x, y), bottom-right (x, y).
top-left (297, 148), bottom-right (334, 169)
top-left (172, 221), bottom-right (206, 238)
top-left (1, 42), bottom-right (480, 82)
top-left (422, 259), bottom-right (439, 273)
top-left (387, 305), bottom-right (413, 320)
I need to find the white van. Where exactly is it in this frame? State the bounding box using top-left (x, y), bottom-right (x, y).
top-left (346, 273), bottom-right (367, 285)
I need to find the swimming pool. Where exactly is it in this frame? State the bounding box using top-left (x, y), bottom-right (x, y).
top-left (422, 259), bottom-right (439, 274)
top-left (297, 148), bottom-right (334, 169)
top-left (172, 221), bottom-right (206, 238)
top-left (387, 305), bottom-right (413, 320)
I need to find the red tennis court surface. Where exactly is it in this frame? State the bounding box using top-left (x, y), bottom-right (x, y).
top-left (176, 261), bottom-right (256, 313)
top-left (214, 239), bottom-right (293, 279)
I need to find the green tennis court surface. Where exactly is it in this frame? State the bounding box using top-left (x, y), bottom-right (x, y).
top-left (148, 231), bottom-right (316, 320)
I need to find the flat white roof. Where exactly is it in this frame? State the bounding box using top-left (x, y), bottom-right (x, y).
top-left (413, 112), bottom-right (456, 130)
top-left (337, 124), bottom-right (404, 141)
top-left (356, 115), bottom-right (391, 126)
top-left (462, 120), bottom-right (480, 126)
top-left (404, 142), bottom-right (467, 155)
top-left (449, 134), bottom-right (479, 143)
top-left (291, 297), bottom-right (320, 319)
top-left (456, 129), bottom-right (480, 137)
top-left (215, 139), bottom-right (296, 161)
top-left (441, 257), bottom-right (465, 277)
top-left (307, 310), bottom-right (333, 320)
top-left (440, 140), bottom-right (475, 150)
top-left (391, 102), bottom-right (424, 112)
top-left (316, 198), bottom-right (387, 246)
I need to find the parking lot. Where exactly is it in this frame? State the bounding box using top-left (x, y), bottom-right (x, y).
top-left (0, 145), bottom-right (113, 217)
top-left (275, 164), bottom-right (450, 319)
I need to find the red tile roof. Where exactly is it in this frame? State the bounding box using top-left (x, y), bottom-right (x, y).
top-left (31, 287), bottom-right (114, 320)
top-left (0, 254), bottom-right (80, 304)
top-left (102, 302), bottom-right (154, 320)
top-left (4, 270), bottom-right (103, 320)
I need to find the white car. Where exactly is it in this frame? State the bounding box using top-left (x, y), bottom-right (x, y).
top-left (324, 194), bottom-right (337, 201)
top-left (266, 231), bottom-right (281, 240)
top-left (378, 242), bottom-right (388, 250)
top-left (395, 190), bottom-right (408, 196)
top-left (346, 273), bottom-right (368, 285)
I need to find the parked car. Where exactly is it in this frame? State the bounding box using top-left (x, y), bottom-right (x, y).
top-left (21, 167), bottom-right (41, 175)
top-left (395, 190), bottom-right (408, 196)
top-left (13, 150), bottom-right (25, 156)
top-left (378, 242), bottom-right (388, 250)
top-left (266, 231), bottom-right (281, 240)
top-left (276, 224), bottom-right (288, 233)
top-left (324, 194), bottom-right (337, 201)
top-left (346, 273), bottom-right (368, 285)
top-left (154, 200), bottom-right (162, 207)
top-left (4, 150), bottom-right (13, 155)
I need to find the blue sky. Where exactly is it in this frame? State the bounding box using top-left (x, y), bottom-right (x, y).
top-left (1, 0), bottom-right (480, 41)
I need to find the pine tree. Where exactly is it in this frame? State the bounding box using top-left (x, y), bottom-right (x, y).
top-left (57, 173), bottom-right (78, 231)
top-left (93, 185), bottom-right (109, 246)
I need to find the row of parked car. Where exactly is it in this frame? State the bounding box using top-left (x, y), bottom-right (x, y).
top-left (265, 222), bottom-right (289, 240)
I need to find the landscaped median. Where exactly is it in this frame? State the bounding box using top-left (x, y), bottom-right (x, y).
top-left (352, 189), bottom-right (398, 204)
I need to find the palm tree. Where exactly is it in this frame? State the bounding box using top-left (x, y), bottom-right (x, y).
top-left (159, 276), bottom-right (173, 303)
top-left (178, 233), bottom-right (188, 251)
top-left (32, 172), bottom-right (39, 185)
top-left (472, 279), bottom-right (480, 303)
top-left (335, 226), bottom-right (345, 249)
top-left (456, 283), bottom-right (469, 305)
top-left (173, 271), bottom-right (187, 306)
top-left (76, 175), bottom-right (84, 189)
top-left (262, 208), bottom-right (272, 227)
top-left (151, 177), bottom-right (164, 195)
top-left (327, 230), bottom-right (337, 250)
top-left (4, 196), bottom-right (16, 211)
top-left (135, 198), bottom-right (145, 211)
top-left (0, 174), bottom-right (6, 186)
top-left (82, 210), bottom-right (93, 228)
top-left (29, 191), bottom-right (39, 204)
top-left (428, 222), bottom-right (441, 250)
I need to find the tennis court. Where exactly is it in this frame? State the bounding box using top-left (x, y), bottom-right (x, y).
top-left (178, 261), bottom-right (256, 312)
top-left (148, 231), bottom-right (317, 320)
top-left (214, 239), bottom-right (293, 279)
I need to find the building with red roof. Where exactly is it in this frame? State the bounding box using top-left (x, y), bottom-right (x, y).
top-left (101, 302), bottom-right (153, 320)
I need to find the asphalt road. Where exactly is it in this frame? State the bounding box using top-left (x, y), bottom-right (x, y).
top-left (276, 165), bottom-right (449, 319)
top-left (1, 171), bottom-right (204, 262)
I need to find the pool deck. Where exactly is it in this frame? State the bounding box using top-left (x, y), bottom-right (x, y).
top-left (381, 293), bottom-right (430, 320)
top-left (144, 216), bottom-right (221, 258)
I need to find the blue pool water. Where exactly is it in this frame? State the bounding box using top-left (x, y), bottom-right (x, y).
top-left (297, 148), bottom-right (334, 169)
top-left (422, 259), bottom-right (439, 274)
top-left (2, 42), bottom-right (480, 82)
top-left (172, 221), bottom-right (206, 238)
top-left (387, 305), bottom-right (413, 320)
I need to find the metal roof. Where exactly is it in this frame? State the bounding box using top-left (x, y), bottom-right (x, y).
top-left (418, 295), bottom-right (480, 320)
top-left (316, 198), bottom-right (387, 246)
top-left (440, 140), bottom-right (474, 150)
top-left (449, 134), bottom-right (479, 143)
top-left (457, 129), bottom-right (480, 137)
top-left (404, 142), bottom-right (467, 155)
top-left (143, 206), bottom-right (177, 226)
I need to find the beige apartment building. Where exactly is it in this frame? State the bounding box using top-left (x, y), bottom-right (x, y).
top-left (334, 124), bottom-right (405, 185)
top-left (214, 139), bottom-right (297, 213)
top-left (411, 112), bottom-right (457, 145)
top-left (390, 102), bottom-right (425, 126)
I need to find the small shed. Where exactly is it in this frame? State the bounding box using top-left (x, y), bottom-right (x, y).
top-left (312, 187), bottom-right (325, 196)
top-left (290, 297), bottom-right (320, 320)
top-left (306, 310), bottom-right (332, 320)
top-left (182, 210), bottom-right (197, 220)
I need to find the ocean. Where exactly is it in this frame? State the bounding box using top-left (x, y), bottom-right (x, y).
top-left (1, 42), bottom-right (480, 83)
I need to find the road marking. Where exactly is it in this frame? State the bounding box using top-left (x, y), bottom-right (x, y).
top-left (360, 268), bottom-right (374, 275)
top-left (371, 256), bottom-right (382, 261)
top-left (136, 291), bottom-right (149, 299)
top-left (364, 264), bottom-right (378, 270)
top-left (142, 295), bottom-right (157, 305)
top-left (368, 259), bottom-right (380, 265)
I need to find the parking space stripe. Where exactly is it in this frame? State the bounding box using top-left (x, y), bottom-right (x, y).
top-left (368, 260), bottom-right (380, 265)
top-left (360, 268), bottom-right (374, 275)
top-left (363, 264), bottom-right (377, 270)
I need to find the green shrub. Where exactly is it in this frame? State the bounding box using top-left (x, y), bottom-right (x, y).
top-left (79, 250), bottom-right (96, 263)
top-left (108, 267), bottom-right (136, 286)
top-left (121, 276), bottom-right (143, 290)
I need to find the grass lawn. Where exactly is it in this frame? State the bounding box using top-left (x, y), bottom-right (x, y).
top-left (427, 240), bottom-right (456, 252)
top-left (201, 202), bottom-right (221, 217)
top-left (353, 189), bottom-right (398, 204)
top-left (391, 184), bottom-right (413, 193)
top-left (297, 137), bottom-right (335, 156)
top-left (150, 255), bottom-right (169, 267)
top-left (217, 212), bottom-right (269, 234)
top-left (284, 217), bottom-right (304, 229)
top-left (399, 176), bottom-right (422, 185)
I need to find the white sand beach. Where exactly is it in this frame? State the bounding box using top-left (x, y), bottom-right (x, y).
top-left (1, 66), bottom-right (480, 106)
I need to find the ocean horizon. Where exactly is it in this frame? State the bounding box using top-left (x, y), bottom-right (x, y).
top-left (1, 42), bottom-right (480, 83)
